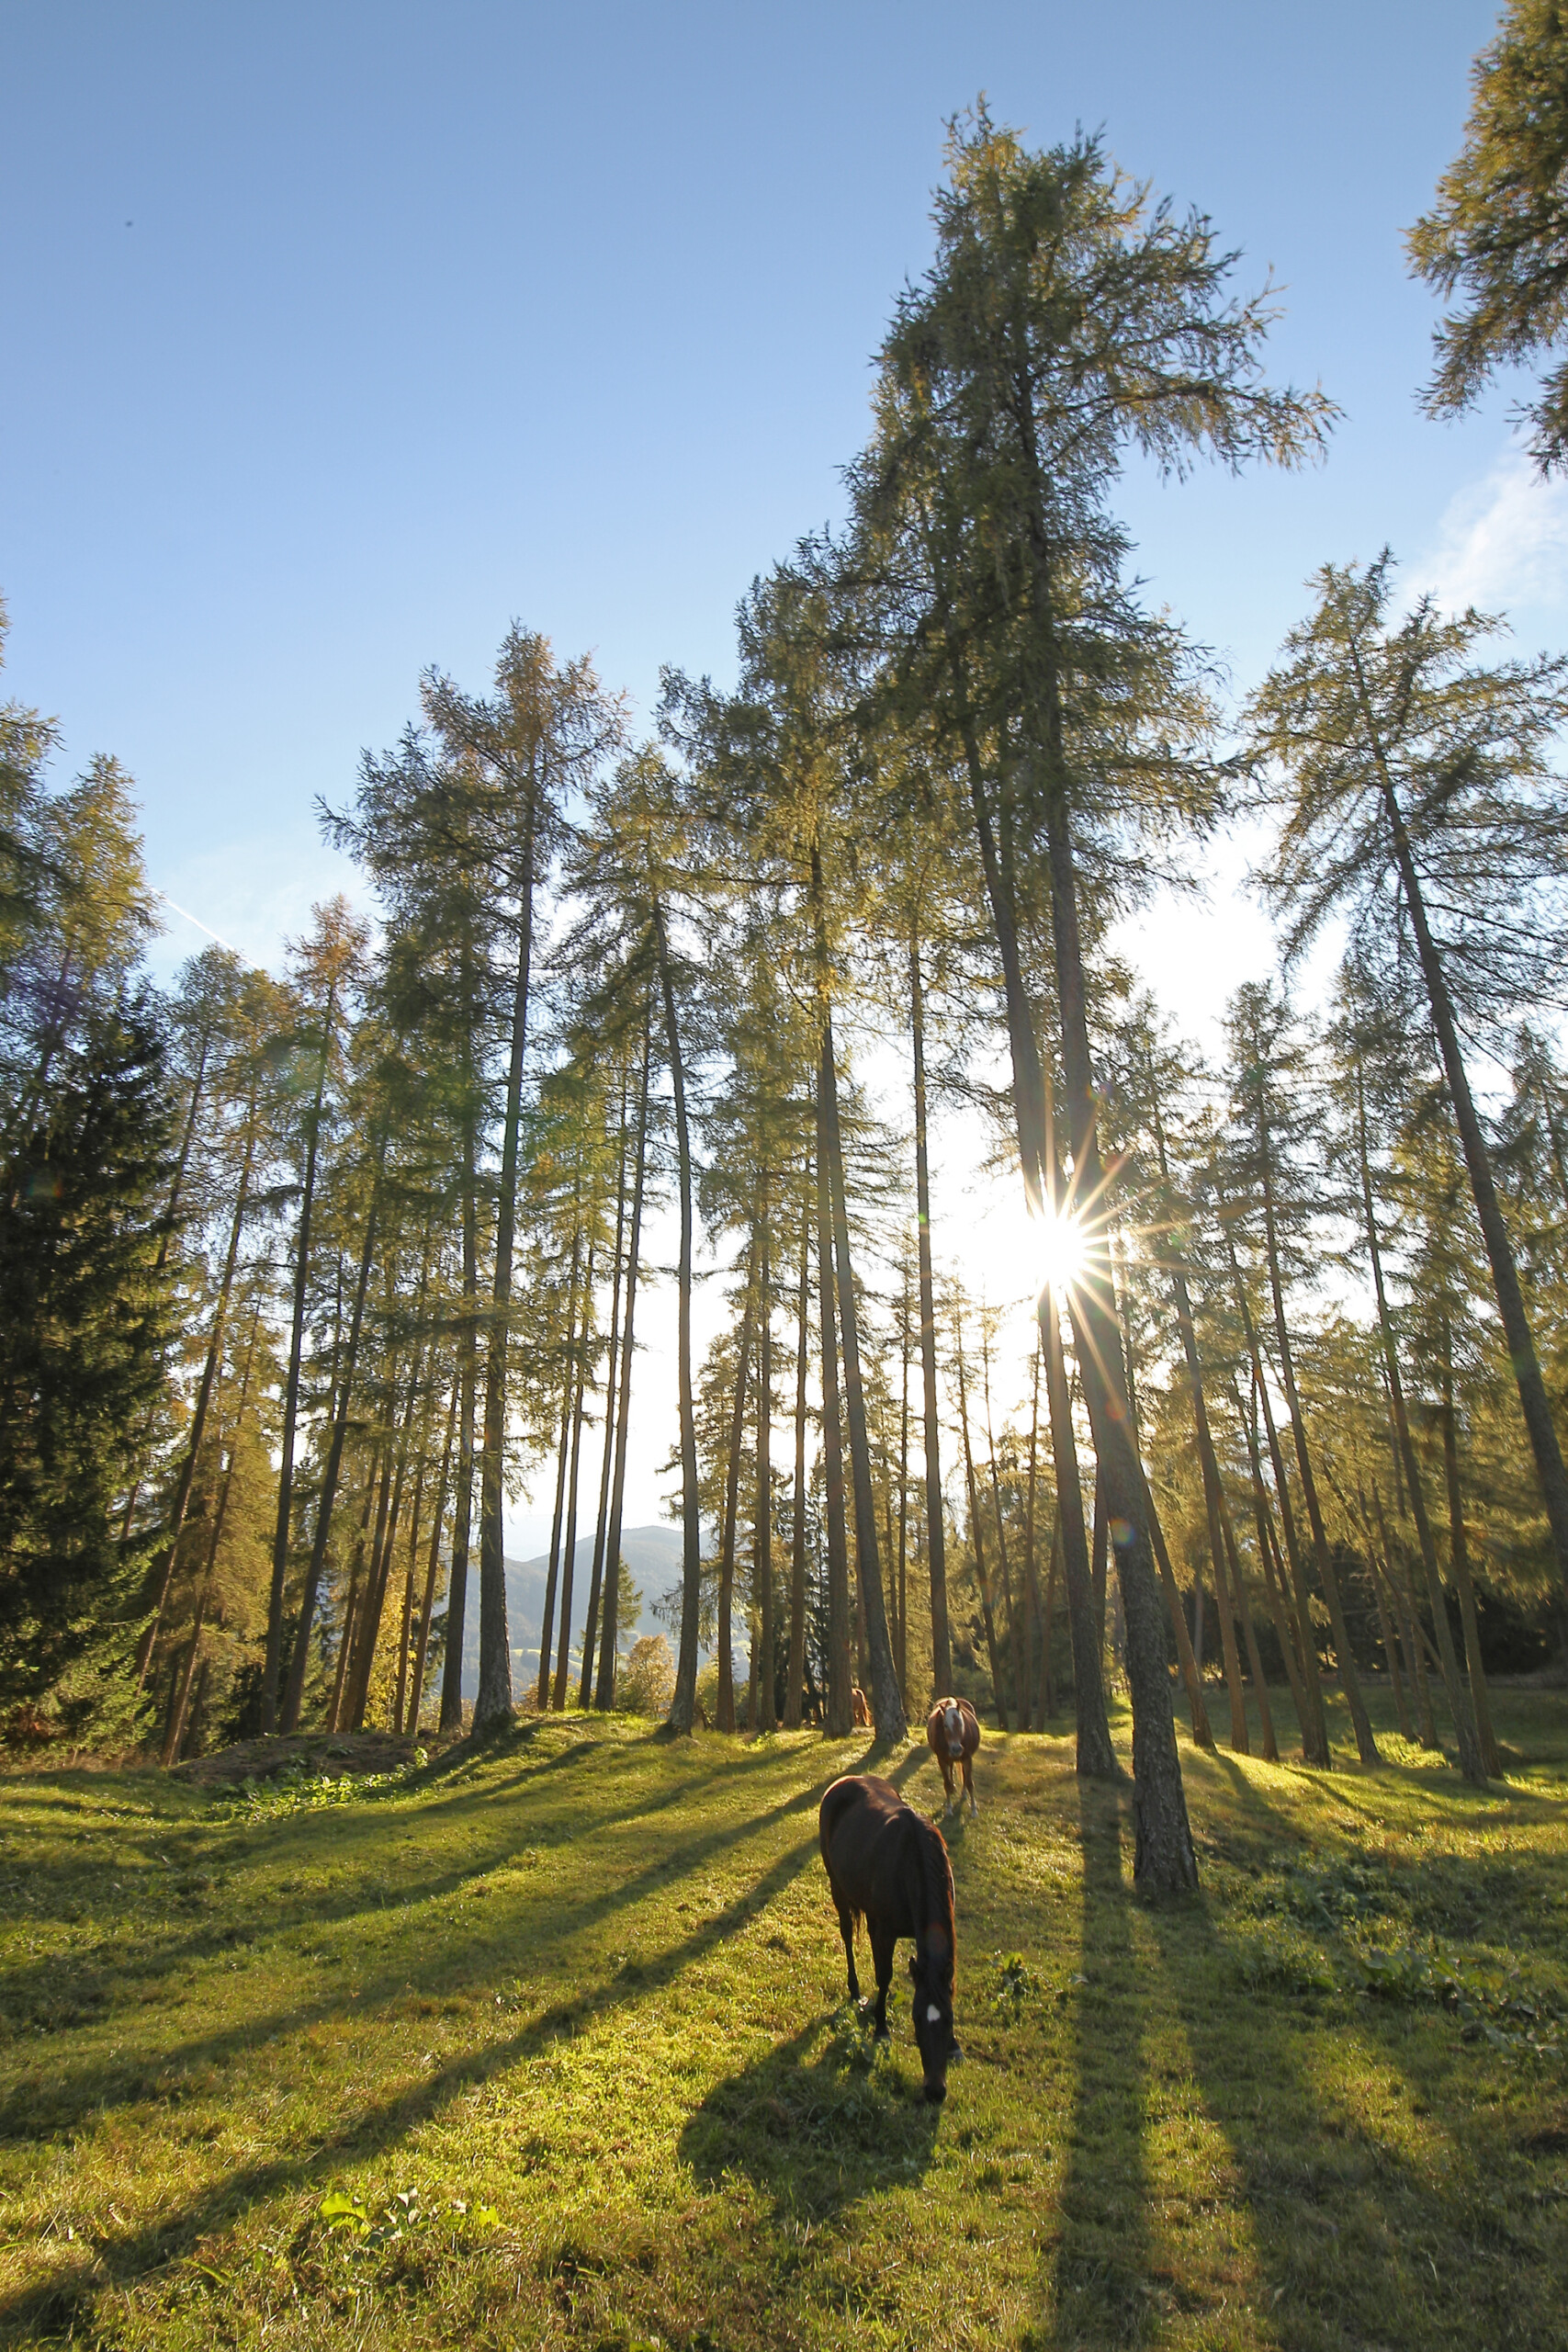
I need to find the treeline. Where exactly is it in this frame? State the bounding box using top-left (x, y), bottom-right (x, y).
top-left (6, 93), bottom-right (1568, 1894)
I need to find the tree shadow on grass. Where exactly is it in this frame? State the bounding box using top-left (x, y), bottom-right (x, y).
top-left (2, 1816), bottom-right (835, 2339)
top-left (678, 2007), bottom-right (942, 2221)
top-left (1029, 1780), bottom-right (1157, 2351)
top-left (0, 1732), bottom-right (877, 2122)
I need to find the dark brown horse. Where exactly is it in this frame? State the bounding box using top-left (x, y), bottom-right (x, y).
top-left (818, 1773), bottom-right (959, 2103)
top-left (926, 1695), bottom-right (980, 1818)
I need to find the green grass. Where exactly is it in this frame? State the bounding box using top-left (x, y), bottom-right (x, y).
top-left (3, 1686), bottom-right (1567, 2350)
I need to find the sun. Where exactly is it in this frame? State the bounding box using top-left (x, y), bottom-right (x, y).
top-left (1035, 1206), bottom-right (1089, 1299)
top-left (956, 1188), bottom-right (1091, 1313)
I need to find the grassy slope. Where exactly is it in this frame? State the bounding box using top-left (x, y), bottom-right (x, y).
top-left (2, 1689), bottom-right (1567, 2352)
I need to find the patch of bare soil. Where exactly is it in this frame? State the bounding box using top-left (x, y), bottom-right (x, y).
top-left (169, 1729), bottom-right (420, 1788)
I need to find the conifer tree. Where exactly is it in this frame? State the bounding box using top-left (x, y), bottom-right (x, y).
top-left (1248, 555), bottom-right (1568, 1624)
top-left (1410, 0), bottom-right (1568, 471)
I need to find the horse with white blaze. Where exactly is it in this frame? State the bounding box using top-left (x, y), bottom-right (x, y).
top-left (818, 1773), bottom-right (959, 2104)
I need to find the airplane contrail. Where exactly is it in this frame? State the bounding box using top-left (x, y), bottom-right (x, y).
top-left (157, 892), bottom-right (256, 964)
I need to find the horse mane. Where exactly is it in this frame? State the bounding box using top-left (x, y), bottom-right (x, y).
top-left (907, 1810), bottom-right (955, 1991)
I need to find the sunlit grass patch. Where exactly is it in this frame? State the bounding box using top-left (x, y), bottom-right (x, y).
top-left (1, 1691), bottom-right (1565, 2347)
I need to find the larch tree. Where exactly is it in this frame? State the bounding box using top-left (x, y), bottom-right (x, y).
top-left (1247, 554), bottom-right (1568, 1629)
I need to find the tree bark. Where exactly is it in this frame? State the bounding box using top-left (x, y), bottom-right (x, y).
top-left (264, 980), bottom-right (338, 1731)
top-left (816, 1088), bottom-right (853, 1738)
top-left (406, 1377), bottom-right (458, 1736)
top-left (1353, 1082), bottom-right (1486, 1780)
top-left (659, 911), bottom-right (705, 1736)
top-left (955, 1321), bottom-right (1009, 1730)
top-left (475, 821), bottom-right (536, 1729)
top-left (909, 938), bottom-right (952, 1697)
top-left (594, 1018), bottom-right (651, 1710)
top-left (716, 1273), bottom-right (756, 1733)
top-left (818, 1005), bottom-right (907, 1743)
top-left (784, 1171), bottom-right (811, 1729)
top-left (280, 1153), bottom-right (382, 1732)
top-left (536, 1201), bottom-right (583, 1711)
top-left (1021, 1338), bottom-right (1042, 1732)
top-left (757, 1177), bottom-right (776, 1732)
top-left (137, 1105), bottom-right (259, 1690)
top-left (1439, 1322), bottom-right (1504, 1777)
top-left (1223, 1225), bottom-right (1332, 1764)
top-left (438, 1094), bottom-right (479, 1734)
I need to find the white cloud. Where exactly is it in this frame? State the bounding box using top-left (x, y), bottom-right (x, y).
top-left (1421, 441), bottom-right (1568, 618)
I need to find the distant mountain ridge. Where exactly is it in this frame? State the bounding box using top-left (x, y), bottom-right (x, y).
top-left (458, 1522), bottom-right (684, 1702)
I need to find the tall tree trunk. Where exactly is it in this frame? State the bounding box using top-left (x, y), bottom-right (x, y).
top-left (264, 983), bottom-right (338, 1731)
top-left (551, 1229), bottom-right (595, 1708)
top-left (981, 1321), bottom-right (1024, 1726)
top-left (1350, 1474), bottom-right (1413, 1741)
top-left (816, 1095), bottom-right (853, 1738)
top-left (909, 937), bottom-right (952, 1697)
top-left (895, 1277), bottom-right (910, 1712)
top-left (659, 913), bottom-right (705, 1736)
top-left (406, 1377), bottom-right (458, 1736)
top-left (1039, 1280), bottom-right (1118, 1772)
top-left (757, 1178), bottom-right (776, 1732)
top-left (536, 1208), bottom-right (582, 1711)
top-left (1043, 1506), bottom-right (1061, 1722)
top-left (1216, 1487), bottom-right (1278, 1759)
top-left (573, 1062), bottom-right (634, 1708)
top-left (137, 1107), bottom-right (259, 1690)
top-left (475, 826), bottom-right (536, 1729)
top-left (1350, 638), bottom-right (1568, 1611)
top-left (1353, 1080), bottom-right (1486, 1780)
top-left (160, 1300), bottom-right (264, 1765)
top-left (716, 1274), bottom-right (757, 1734)
top-left (120, 1027), bottom-right (216, 1548)
top-left (784, 1171), bottom-right (811, 1730)
top-left (1223, 1225), bottom-right (1332, 1764)
top-left (818, 1001), bottom-right (907, 1742)
top-left (1111, 1230), bottom-right (1213, 1749)
top-left (594, 1018), bottom-right (651, 1710)
top-left (954, 1312), bottom-right (1009, 1730)
top-left (1230, 1373), bottom-right (1313, 1746)
top-left (281, 1145), bottom-right (384, 1731)
top-left (956, 733), bottom-right (1111, 1772)
top-left (438, 1091), bottom-right (479, 1735)
top-left (326, 1449), bottom-right (378, 1733)
top-left (1021, 1338), bottom-right (1042, 1732)
top-left (1372, 1478), bottom-right (1439, 1747)
top-left (1439, 1321), bottom-right (1504, 1777)
top-left (1012, 582), bottom-right (1193, 1879)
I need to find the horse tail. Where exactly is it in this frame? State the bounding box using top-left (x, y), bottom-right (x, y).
top-left (911, 1814), bottom-right (956, 1987)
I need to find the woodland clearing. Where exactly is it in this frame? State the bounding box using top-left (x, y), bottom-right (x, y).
top-left (2, 1690), bottom-right (1567, 2351)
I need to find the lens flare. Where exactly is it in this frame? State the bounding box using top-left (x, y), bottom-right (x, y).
top-left (1036, 1208), bottom-right (1088, 1298)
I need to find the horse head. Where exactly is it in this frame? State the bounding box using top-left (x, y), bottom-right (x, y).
top-left (908, 1938), bottom-right (958, 2104)
top-left (942, 1701), bottom-right (964, 1758)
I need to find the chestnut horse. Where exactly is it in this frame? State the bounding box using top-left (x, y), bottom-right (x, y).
top-left (926, 1695), bottom-right (980, 1818)
top-left (851, 1684), bottom-right (873, 1729)
top-left (818, 1772), bottom-right (959, 2103)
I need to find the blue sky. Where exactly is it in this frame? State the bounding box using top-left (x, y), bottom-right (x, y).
top-left (5, 0), bottom-right (1550, 978)
top-left (6, 0), bottom-right (1563, 1552)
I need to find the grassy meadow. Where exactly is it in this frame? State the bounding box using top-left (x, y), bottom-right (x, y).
top-left (3, 1688), bottom-right (1567, 2351)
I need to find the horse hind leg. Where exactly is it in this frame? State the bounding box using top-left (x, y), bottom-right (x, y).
top-left (836, 1900), bottom-right (861, 2001)
top-left (868, 1924), bottom-right (897, 2040)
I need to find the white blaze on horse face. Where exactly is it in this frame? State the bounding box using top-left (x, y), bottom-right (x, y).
top-left (944, 1703), bottom-right (963, 1757)
top-left (926, 2004), bottom-right (942, 2023)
